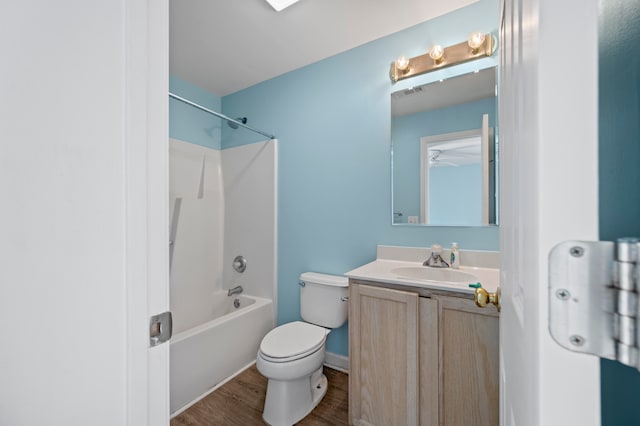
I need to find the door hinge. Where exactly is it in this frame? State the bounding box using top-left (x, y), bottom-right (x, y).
top-left (549, 238), bottom-right (639, 371)
top-left (149, 311), bottom-right (173, 347)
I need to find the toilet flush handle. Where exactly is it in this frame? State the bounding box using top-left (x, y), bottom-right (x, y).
top-left (341, 296), bottom-right (349, 302)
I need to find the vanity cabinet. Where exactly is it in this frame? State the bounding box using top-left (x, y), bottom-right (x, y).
top-left (436, 295), bottom-right (499, 425)
top-left (349, 284), bottom-right (419, 425)
top-left (349, 281), bottom-right (499, 426)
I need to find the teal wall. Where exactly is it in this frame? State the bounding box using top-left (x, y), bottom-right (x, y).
top-left (429, 164), bottom-right (482, 225)
top-left (169, 75), bottom-right (222, 150)
top-left (598, 0), bottom-right (640, 424)
top-left (221, 0), bottom-right (499, 356)
top-left (392, 97), bottom-right (496, 224)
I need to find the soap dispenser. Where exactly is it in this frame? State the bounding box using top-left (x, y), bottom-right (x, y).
top-left (450, 243), bottom-right (460, 269)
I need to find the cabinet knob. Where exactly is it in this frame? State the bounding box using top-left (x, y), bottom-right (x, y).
top-left (470, 283), bottom-right (501, 312)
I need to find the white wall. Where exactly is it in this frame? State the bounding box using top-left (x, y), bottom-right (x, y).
top-left (222, 140), bottom-right (278, 303)
top-left (169, 138), bottom-right (277, 332)
top-left (170, 139), bottom-right (224, 334)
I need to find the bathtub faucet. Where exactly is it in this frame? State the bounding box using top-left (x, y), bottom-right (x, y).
top-left (227, 285), bottom-right (243, 297)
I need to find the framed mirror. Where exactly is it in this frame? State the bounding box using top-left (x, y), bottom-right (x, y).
top-left (391, 66), bottom-right (498, 226)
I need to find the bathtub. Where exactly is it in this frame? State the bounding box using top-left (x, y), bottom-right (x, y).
top-left (170, 292), bottom-right (274, 415)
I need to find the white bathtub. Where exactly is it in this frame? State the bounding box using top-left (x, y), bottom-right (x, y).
top-left (170, 292), bottom-right (274, 415)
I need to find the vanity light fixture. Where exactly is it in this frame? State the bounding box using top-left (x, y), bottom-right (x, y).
top-left (428, 45), bottom-right (445, 63)
top-left (467, 32), bottom-right (486, 52)
top-left (395, 56), bottom-right (410, 72)
top-left (390, 32), bottom-right (495, 83)
top-left (392, 55), bottom-right (411, 79)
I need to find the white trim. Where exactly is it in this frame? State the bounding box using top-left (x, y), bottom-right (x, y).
top-left (419, 143), bottom-right (428, 224)
top-left (499, 0), bottom-right (600, 424)
top-left (124, 0), bottom-right (169, 424)
top-left (324, 351), bottom-right (349, 373)
top-left (124, 0), bottom-right (149, 421)
top-left (146, 0), bottom-right (171, 421)
top-left (272, 140), bottom-right (280, 326)
top-left (538, 0), bottom-right (600, 422)
top-left (481, 114), bottom-right (489, 225)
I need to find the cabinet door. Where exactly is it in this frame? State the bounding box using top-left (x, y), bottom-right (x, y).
top-left (436, 296), bottom-right (499, 426)
top-left (349, 283), bottom-right (419, 426)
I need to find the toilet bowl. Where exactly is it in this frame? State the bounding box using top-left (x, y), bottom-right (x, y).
top-left (256, 272), bottom-right (348, 426)
top-left (257, 322), bottom-right (329, 425)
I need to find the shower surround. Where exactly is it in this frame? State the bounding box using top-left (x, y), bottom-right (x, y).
top-left (168, 138), bottom-right (277, 415)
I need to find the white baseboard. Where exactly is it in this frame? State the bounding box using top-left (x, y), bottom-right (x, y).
top-left (324, 351), bottom-right (349, 373)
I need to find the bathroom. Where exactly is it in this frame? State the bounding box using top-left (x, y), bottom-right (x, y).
top-left (167, 0), bottom-right (640, 423)
top-left (3, 0), bottom-right (640, 425)
top-left (167, 0), bottom-right (500, 421)
top-left (166, 0), bottom-right (640, 425)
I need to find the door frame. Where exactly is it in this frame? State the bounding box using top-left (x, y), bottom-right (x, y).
top-left (499, 0), bottom-right (600, 425)
top-left (125, 0), bottom-right (170, 424)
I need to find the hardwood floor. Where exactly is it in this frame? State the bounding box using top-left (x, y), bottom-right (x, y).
top-left (171, 365), bottom-right (349, 426)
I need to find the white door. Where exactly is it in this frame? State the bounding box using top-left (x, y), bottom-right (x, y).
top-left (499, 0), bottom-right (600, 425)
top-left (0, 1), bottom-right (170, 425)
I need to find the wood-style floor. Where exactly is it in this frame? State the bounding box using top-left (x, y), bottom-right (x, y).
top-left (171, 365), bottom-right (349, 426)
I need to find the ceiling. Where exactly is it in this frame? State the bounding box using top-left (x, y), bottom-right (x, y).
top-left (169, 0), bottom-right (478, 97)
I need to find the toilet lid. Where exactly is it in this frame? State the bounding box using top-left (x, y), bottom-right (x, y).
top-left (260, 321), bottom-right (327, 359)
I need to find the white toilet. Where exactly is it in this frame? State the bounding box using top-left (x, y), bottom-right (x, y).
top-left (256, 272), bottom-right (348, 426)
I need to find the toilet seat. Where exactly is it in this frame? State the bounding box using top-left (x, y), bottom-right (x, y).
top-left (259, 321), bottom-right (328, 363)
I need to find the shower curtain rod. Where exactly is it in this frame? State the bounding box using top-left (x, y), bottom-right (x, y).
top-left (168, 92), bottom-right (276, 140)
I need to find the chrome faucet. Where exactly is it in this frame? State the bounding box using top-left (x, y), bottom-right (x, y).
top-left (423, 245), bottom-right (449, 268)
top-left (227, 285), bottom-right (243, 296)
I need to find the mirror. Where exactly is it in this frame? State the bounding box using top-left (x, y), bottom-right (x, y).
top-left (391, 66), bottom-right (498, 226)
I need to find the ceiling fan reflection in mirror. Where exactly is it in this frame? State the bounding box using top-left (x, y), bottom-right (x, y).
top-left (427, 136), bottom-right (481, 167)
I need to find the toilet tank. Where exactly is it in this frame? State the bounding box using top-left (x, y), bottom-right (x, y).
top-left (299, 272), bottom-right (349, 329)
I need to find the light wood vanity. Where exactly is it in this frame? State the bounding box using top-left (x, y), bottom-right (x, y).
top-left (348, 279), bottom-right (500, 426)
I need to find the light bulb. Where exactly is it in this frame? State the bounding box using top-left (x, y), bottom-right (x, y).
top-left (428, 45), bottom-right (444, 62)
top-left (468, 32), bottom-right (486, 50)
top-left (395, 56), bottom-right (410, 72)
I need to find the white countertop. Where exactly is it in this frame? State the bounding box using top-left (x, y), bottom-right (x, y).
top-left (344, 245), bottom-right (500, 294)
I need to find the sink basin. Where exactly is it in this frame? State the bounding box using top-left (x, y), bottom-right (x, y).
top-left (390, 267), bottom-right (477, 285)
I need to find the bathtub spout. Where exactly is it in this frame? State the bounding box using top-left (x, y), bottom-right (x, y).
top-left (227, 285), bottom-right (243, 297)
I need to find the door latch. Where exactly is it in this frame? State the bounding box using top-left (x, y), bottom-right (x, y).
top-left (149, 311), bottom-right (173, 347)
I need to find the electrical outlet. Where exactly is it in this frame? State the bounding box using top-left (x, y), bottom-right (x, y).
top-left (408, 216), bottom-right (419, 224)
